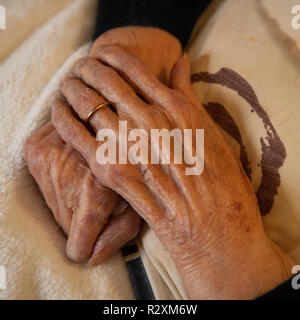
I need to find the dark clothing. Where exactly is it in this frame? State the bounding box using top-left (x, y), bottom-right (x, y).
top-left (93, 0), bottom-right (211, 47)
top-left (256, 275), bottom-right (300, 300)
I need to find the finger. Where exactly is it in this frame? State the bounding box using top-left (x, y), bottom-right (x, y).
top-left (32, 121), bottom-right (55, 141)
top-left (139, 164), bottom-right (191, 222)
top-left (92, 45), bottom-right (174, 108)
top-left (23, 128), bottom-right (65, 233)
top-left (170, 55), bottom-right (206, 112)
top-left (51, 97), bottom-right (164, 229)
top-left (170, 54), bottom-right (193, 94)
top-left (60, 78), bottom-right (118, 133)
top-left (51, 143), bottom-right (75, 235)
top-left (56, 206), bottom-right (73, 235)
top-left (23, 122), bottom-right (55, 158)
top-left (112, 176), bottom-right (166, 231)
top-left (72, 57), bottom-right (147, 118)
top-left (89, 207), bottom-right (141, 266)
top-left (66, 178), bottom-right (119, 262)
top-left (51, 98), bottom-right (96, 166)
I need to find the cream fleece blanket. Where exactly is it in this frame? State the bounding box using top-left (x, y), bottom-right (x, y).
top-left (1, 0), bottom-right (300, 300)
top-left (0, 0), bottom-right (136, 300)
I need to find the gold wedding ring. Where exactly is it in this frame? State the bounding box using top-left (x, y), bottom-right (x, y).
top-left (86, 102), bottom-right (110, 122)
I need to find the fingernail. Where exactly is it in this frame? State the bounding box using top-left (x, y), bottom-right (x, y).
top-left (89, 249), bottom-right (112, 267)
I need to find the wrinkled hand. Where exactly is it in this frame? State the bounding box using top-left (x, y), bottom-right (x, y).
top-left (23, 26), bottom-right (180, 266)
top-left (90, 26), bottom-right (182, 84)
top-left (52, 45), bottom-right (294, 299)
top-left (23, 122), bottom-right (140, 265)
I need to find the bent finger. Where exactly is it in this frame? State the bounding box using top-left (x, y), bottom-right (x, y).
top-left (89, 207), bottom-right (141, 266)
top-left (92, 45), bottom-right (174, 108)
top-left (170, 54), bottom-right (203, 109)
top-left (60, 78), bottom-right (118, 133)
top-left (66, 178), bottom-right (119, 262)
top-left (51, 98), bottom-right (96, 166)
top-left (72, 57), bottom-right (147, 118)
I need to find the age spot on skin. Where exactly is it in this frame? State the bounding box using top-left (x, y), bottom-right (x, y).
top-left (233, 201), bottom-right (242, 211)
top-left (226, 213), bottom-right (236, 222)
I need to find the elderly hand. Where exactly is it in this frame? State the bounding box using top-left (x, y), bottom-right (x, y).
top-left (90, 26), bottom-right (182, 84)
top-left (23, 26), bottom-right (181, 266)
top-left (23, 122), bottom-right (140, 265)
top-left (52, 45), bottom-right (294, 299)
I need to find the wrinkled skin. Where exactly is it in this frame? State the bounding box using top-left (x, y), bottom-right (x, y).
top-left (90, 26), bottom-right (182, 84)
top-left (23, 122), bottom-right (141, 265)
top-left (23, 27), bottom-right (181, 265)
top-left (52, 45), bottom-right (294, 299)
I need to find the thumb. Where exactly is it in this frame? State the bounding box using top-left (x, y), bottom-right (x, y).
top-left (169, 54), bottom-right (201, 108)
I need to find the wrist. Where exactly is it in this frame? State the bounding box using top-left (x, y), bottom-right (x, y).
top-left (172, 229), bottom-right (294, 299)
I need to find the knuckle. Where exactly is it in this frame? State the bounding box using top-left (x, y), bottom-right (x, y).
top-left (73, 57), bottom-right (88, 71)
top-left (138, 109), bottom-right (153, 128)
top-left (30, 149), bottom-right (51, 173)
top-left (79, 87), bottom-right (98, 110)
top-left (51, 97), bottom-right (63, 110)
top-left (60, 78), bottom-right (70, 93)
top-left (76, 88), bottom-right (90, 109)
top-left (23, 138), bottom-right (41, 167)
top-left (23, 136), bottom-right (35, 161)
top-left (81, 211), bottom-right (97, 225)
top-left (104, 166), bottom-right (121, 187)
top-left (139, 108), bottom-right (155, 127)
top-left (99, 44), bottom-right (145, 73)
top-left (73, 57), bottom-right (97, 75)
top-left (83, 57), bottom-right (98, 70)
top-left (60, 78), bottom-right (79, 96)
top-left (124, 54), bottom-right (146, 75)
top-left (167, 90), bottom-right (187, 108)
top-left (81, 210), bottom-right (107, 228)
top-left (23, 131), bottom-right (59, 172)
top-left (97, 44), bottom-right (124, 57)
top-left (93, 64), bottom-right (112, 82)
top-left (143, 106), bottom-right (169, 128)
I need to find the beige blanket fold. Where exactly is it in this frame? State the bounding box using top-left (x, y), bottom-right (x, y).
top-left (0, 0), bottom-right (135, 300)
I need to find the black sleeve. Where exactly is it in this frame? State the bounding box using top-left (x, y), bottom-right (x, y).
top-left (256, 274), bottom-right (300, 300)
top-left (93, 0), bottom-right (211, 47)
